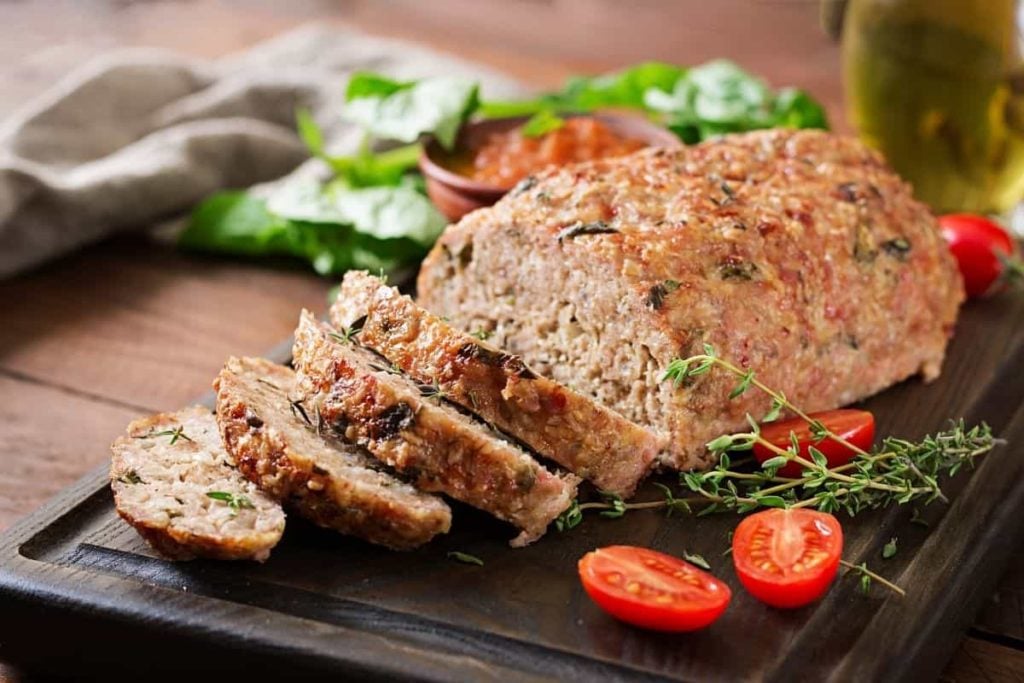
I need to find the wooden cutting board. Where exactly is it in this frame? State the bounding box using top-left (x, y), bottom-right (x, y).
top-left (1, 294), bottom-right (1022, 681)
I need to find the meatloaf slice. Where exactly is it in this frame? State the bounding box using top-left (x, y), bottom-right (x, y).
top-left (332, 270), bottom-right (663, 496)
top-left (110, 406), bottom-right (285, 561)
top-left (214, 356), bottom-right (451, 550)
top-left (291, 310), bottom-right (580, 546)
top-left (417, 129), bottom-right (964, 471)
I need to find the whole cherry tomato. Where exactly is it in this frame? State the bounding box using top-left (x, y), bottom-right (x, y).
top-left (753, 409), bottom-right (875, 478)
top-left (939, 213), bottom-right (1022, 298)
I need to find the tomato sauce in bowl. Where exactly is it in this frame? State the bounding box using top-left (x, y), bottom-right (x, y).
top-left (451, 117), bottom-right (650, 189)
top-left (420, 113), bottom-right (682, 221)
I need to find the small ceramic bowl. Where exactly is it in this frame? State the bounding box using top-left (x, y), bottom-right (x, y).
top-left (419, 113), bottom-right (683, 222)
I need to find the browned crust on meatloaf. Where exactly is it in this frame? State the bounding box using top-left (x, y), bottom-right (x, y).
top-left (110, 406), bottom-right (285, 561)
top-left (214, 357), bottom-right (451, 550)
top-left (417, 129), bottom-right (964, 471)
top-left (291, 310), bottom-right (580, 546)
top-left (331, 270), bottom-right (663, 496)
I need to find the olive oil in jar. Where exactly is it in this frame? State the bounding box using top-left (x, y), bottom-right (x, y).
top-left (842, 0), bottom-right (1024, 214)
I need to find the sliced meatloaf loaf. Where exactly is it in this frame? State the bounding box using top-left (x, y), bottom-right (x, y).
top-left (332, 270), bottom-right (663, 496)
top-left (417, 129), bottom-right (964, 470)
top-left (291, 310), bottom-right (580, 546)
top-left (110, 406), bottom-right (285, 561)
top-left (215, 356), bottom-right (451, 550)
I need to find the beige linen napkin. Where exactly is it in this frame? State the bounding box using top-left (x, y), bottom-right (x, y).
top-left (0, 24), bottom-right (524, 278)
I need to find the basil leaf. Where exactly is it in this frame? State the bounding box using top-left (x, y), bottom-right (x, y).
top-left (772, 87), bottom-right (829, 130)
top-left (520, 110), bottom-right (565, 137)
top-left (180, 180), bottom-right (442, 277)
top-left (326, 181), bottom-right (446, 247)
top-left (179, 192), bottom-right (292, 255)
top-left (481, 61), bottom-right (686, 117)
top-left (644, 59), bottom-right (829, 141)
top-left (295, 107), bottom-right (421, 188)
top-left (343, 76), bottom-right (479, 150)
top-left (295, 107), bottom-right (326, 158)
top-left (345, 72), bottom-right (413, 101)
top-left (558, 61), bottom-right (687, 110)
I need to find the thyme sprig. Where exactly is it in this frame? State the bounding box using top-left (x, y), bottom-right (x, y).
top-left (552, 348), bottom-right (1001, 599)
top-left (840, 559), bottom-right (906, 596)
top-left (662, 349), bottom-right (999, 515)
top-left (556, 347), bottom-right (1000, 525)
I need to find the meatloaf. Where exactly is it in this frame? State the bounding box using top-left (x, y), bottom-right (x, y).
top-left (332, 270), bottom-right (662, 496)
top-left (417, 129), bottom-right (964, 470)
top-left (291, 310), bottom-right (580, 546)
top-left (110, 406), bottom-right (285, 561)
top-left (215, 357), bottom-right (451, 550)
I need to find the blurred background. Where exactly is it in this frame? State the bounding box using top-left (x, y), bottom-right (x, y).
top-left (0, 1), bottom-right (846, 123)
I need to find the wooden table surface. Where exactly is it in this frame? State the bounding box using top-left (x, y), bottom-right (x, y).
top-left (0, 2), bottom-right (1020, 680)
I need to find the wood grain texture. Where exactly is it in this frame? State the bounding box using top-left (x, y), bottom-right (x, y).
top-left (943, 637), bottom-right (1024, 683)
top-left (0, 235), bottom-right (330, 416)
top-left (0, 375), bottom-right (138, 530)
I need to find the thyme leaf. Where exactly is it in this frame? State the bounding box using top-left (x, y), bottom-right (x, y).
top-left (598, 492), bottom-right (627, 518)
top-left (555, 500), bottom-right (583, 532)
top-left (290, 399), bottom-right (313, 427)
top-left (447, 551), bottom-right (484, 566)
top-left (881, 238), bottom-right (912, 261)
top-left (117, 470), bottom-right (144, 485)
top-left (134, 425), bottom-right (193, 446)
top-left (684, 551), bottom-right (711, 570)
top-left (418, 378), bottom-right (448, 402)
top-left (329, 316), bottom-right (365, 345)
top-left (556, 221), bottom-right (619, 243)
top-left (206, 491), bottom-right (255, 515)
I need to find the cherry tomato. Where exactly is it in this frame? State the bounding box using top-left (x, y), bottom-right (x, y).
top-left (732, 508), bottom-right (843, 609)
top-left (753, 409), bottom-right (875, 478)
top-left (578, 545), bottom-right (731, 632)
top-left (938, 213), bottom-right (1020, 298)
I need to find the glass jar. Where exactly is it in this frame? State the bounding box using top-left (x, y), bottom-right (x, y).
top-left (842, 0), bottom-right (1024, 216)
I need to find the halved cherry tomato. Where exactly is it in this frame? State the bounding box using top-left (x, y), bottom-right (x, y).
top-left (753, 409), bottom-right (875, 478)
top-left (732, 508), bottom-right (843, 609)
top-left (939, 213), bottom-right (1021, 298)
top-left (578, 545), bottom-right (731, 632)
